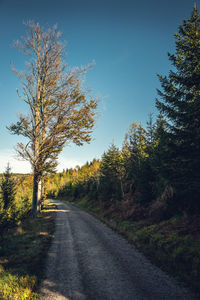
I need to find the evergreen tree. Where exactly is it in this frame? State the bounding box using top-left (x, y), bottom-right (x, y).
top-left (122, 122), bottom-right (147, 199)
top-left (150, 115), bottom-right (173, 202)
top-left (156, 5), bottom-right (200, 212)
top-left (146, 113), bottom-right (156, 155)
top-left (99, 144), bottom-right (124, 203)
top-left (0, 164), bottom-right (16, 209)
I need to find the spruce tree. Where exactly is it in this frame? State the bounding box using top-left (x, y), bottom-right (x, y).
top-left (0, 164), bottom-right (16, 209)
top-left (156, 5), bottom-right (200, 212)
top-left (99, 144), bottom-right (123, 203)
top-left (122, 122), bottom-right (151, 202)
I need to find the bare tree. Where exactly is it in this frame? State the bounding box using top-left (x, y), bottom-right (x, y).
top-left (8, 22), bottom-right (98, 216)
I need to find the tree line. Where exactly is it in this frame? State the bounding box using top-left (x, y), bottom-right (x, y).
top-left (48, 6), bottom-right (200, 217)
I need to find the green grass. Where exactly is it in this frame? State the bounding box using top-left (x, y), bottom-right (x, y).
top-left (0, 200), bottom-right (57, 299)
top-left (130, 219), bottom-right (200, 292)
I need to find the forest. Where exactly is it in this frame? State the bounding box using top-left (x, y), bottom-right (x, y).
top-left (0, 4), bottom-right (200, 299)
top-left (45, 5), bottom-right (200, 219)
top-left (46, 6), bottom-right (200, 294)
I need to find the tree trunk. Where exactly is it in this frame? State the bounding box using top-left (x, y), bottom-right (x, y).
top-left (120, 178), bottom-right (124, 200)
top-left (40, 177), bottom-right (45, 210)
top-left (32, 171), bottom-right (43, 217)
top-left (32, 173), bottom-right (39, 217)
top-left (32, 51), bottom-right (42, 218)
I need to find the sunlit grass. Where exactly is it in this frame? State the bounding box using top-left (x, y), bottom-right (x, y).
top-left (0, 271), bottom-right (38, 300)
top-left (0, 200), bottom-right (56, 299)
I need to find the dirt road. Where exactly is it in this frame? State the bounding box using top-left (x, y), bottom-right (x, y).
top-left (39, 200), bottom-right (198, 300)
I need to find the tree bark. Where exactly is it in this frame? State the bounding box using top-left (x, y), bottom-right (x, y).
top-left (32, 56), bottom-right (41, 217)
top-left (32, 173), bottom-right (39, 217)
top-left (32, 172), bottom-right (44, 217)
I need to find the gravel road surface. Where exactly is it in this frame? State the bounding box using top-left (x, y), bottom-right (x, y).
top-left (39, 200), bottom-right (198, 300)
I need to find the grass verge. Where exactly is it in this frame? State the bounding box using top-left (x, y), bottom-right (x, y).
top-left (0, 200), bottom-right (57, 300)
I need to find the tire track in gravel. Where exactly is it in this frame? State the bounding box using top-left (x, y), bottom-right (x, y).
top-left (39, 200), bottom-right (199, 300)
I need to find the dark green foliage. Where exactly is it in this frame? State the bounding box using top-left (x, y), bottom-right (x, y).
top-left (122, 123), bottom-right (145, 193)
top-left (0, 170), bottom-right (32, 233)
top-left (122, 122), bottom-right (156, 204)
top-left (99, 144), bottom-right (123, 203)
top-left (146, 113), bottom-right (156, 152)
top-left (149, 116), bottom-right (171, 198)
top-left (156, 6), bottom-right (200, 213)
top-left (0, 164), bottom-right (16, 210)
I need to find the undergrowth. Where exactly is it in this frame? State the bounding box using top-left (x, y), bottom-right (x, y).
top-left (0, 200), bottom-right (56, 299)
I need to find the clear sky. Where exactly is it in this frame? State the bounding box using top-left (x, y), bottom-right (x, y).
top-left (0, 0), bottom-right (196, 173)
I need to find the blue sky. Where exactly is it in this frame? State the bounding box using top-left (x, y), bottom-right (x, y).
top-left (0, 0), bottom-right (196, 173)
